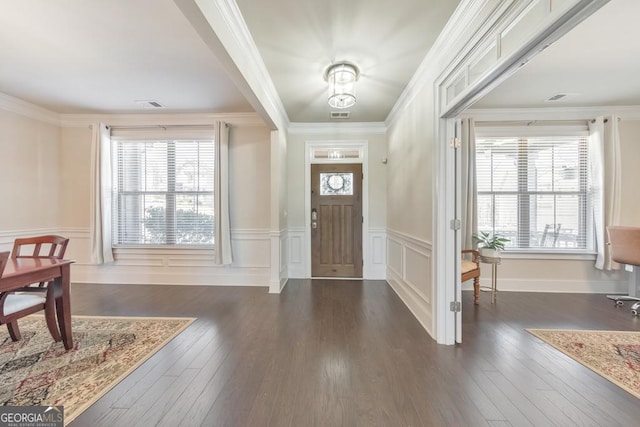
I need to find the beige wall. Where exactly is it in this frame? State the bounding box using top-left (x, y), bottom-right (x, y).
top-left (271, 130), bottom-right (288, 231)
top-left (386, 88), bottom-right (434, 242)
top-left (619, 119), bottom-right (640, 226)
top-left (286, 131), bottom-right (387, 229)
top-left (384, 81), bottom-right (436, 335)
top-left (0, 109), bottom-right (273, 286)
top-left (227, 125), bottom-right (272, 230)
top-left (60, 126), bottom-right (92, 229)
top-left (0, 109), bottom-right (61, 232)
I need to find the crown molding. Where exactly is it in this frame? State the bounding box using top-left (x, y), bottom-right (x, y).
top-left (0, 92), bottom-right (61, 126)
top-left (59, 112), bottom-right (266, 128)
top-left (462, 105), bottom-right (640, 121)
top-left (187, 0), bottom-right (289, 131)
top-left (385, 0), bottom-right (497, 128)
top-left (288, 122), bottom-right (387, 135)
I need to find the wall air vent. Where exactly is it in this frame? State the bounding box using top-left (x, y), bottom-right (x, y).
top-left (135, 100), bottom-right (165, 108)
top-left (330, 111), bottom-right (350, 119)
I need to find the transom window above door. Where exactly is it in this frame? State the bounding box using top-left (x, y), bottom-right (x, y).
top-left (310, 147), bottom-right (363, 162)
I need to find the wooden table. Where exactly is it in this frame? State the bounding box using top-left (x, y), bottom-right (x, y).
top-left (0, 258), bottom-right (74, 350)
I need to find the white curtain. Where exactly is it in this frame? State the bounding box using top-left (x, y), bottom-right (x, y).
top-left (89, 123), bottom-right (114, 264)
top-left (215, 121), bottom-right (233, 265)
top-left (461, 118), bottom-right (477, 249)
top-left (589, 116), bottom-right (621, 270)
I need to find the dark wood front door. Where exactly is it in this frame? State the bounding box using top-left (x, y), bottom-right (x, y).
top-left (311, 163), bottom-right (363, 278)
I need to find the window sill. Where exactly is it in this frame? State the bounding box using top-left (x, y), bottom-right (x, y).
top-left (113, 245), bottom-right (214, 249)
top-left (500, 251), bottom-right (596, 261)
top-left (113, 246), bottom-right (215, 256)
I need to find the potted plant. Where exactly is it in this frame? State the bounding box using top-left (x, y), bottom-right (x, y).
top-left (472, 231), bottom-right (510, 258)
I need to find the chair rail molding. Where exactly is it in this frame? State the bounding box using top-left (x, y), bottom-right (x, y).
top-left (12, 227), bottom-right (274, 286)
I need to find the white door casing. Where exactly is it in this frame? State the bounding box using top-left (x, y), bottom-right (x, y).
top-left (304, 141), bottom-right (369, 279)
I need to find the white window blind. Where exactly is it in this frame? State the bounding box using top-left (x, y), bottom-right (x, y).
top-left (111, 131), bottom-right (215, 246)
top-left (476, 135), bottom-right (593, 251)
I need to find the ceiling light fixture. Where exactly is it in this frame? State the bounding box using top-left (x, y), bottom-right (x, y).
top-left (324, 62), bottom-right (359, 109)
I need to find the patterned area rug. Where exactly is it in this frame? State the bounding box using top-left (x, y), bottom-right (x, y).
top-left (0, 315), bottom-right (195, 425)
top-left (527, 329), bottom-right (640, 399)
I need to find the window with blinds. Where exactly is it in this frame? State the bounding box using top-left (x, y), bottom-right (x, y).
top-left (111, 137), bottom-right (215, 246)
top-left (476, 135), bottom-right (593, 251)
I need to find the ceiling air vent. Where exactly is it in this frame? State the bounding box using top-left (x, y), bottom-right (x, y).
top-left (135, 100), bottom-right (165, 108)
top-left (546, 93), bottom-right (568, 101)
top-left (330, 111), bottom-right (350, 119)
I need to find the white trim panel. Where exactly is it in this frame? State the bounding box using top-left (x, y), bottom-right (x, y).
top-left (287, 227), bottom-right (306, 278)
top-left (269, 229), bottom-right (289, 293)
top-left (386, 229), bottom-right (434, 338)
top-left (366, 228), bottom-right (387, 280)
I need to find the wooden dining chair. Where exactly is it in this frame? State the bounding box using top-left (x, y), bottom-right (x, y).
top-left (0, 250), bottom-right (51, 341)
top-left (462, 249), bottom-right (481, 305)
top-left (11, 234), bottom-right (69, 263)
top-left (0, 235), bottom-right (69, 342)
top-left (0, 251), bottom-right (8, 277)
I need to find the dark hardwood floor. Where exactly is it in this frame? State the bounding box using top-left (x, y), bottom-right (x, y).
top-left (68, 280), bottom-right (640, 427)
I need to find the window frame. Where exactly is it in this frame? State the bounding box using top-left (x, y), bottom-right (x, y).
top-left (475, 128), bottom-right (595, 254)
top-left (111, 136), bottom-right (215, 249)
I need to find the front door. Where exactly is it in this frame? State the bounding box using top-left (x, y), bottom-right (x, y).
top-left (311, 163), bottom-right (363, 278)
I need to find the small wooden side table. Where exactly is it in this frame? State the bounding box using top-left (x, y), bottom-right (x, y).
top-left (479, 255), bottom-right (501, 303)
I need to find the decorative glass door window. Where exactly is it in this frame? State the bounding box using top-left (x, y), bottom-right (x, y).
top-left (320, 173), bottom-right (353, 195)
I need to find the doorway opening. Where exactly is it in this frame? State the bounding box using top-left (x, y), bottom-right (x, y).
top-left (305, 141), bottom-right (368, 279)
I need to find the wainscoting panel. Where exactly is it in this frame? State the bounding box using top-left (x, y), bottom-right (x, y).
top-left (387, 238), bottom-right (403, 279)
top-left (288, 227), bottom-right (305, 278)
top-left (386, 229), bottom-right (433, 336)
top-left (366, 228), bottom-right (387, 280)
top-left (403, 244), bottom-right (431, 303)
top-left (57, 228), bottom-right (271, 286)
top-left (269, 229), bottom-right (289, 293)
top-left (3, 228), bottom-right (626, 292)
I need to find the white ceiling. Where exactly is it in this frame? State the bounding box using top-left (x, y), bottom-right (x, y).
top-left (0, 0), bottom-right (252, 114)
top-left (0, 1), bottom-right (635, 122)
top-left (0, 0), bottom-right (459, 122)
top-left (234, 0), bottom-right (460, 122)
